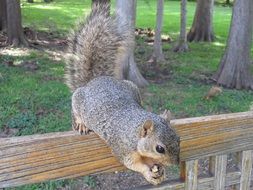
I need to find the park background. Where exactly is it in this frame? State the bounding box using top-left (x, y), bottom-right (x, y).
top-left (0, 0), bottom-right (253, 189)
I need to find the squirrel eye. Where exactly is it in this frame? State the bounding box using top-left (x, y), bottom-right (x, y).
top-left (156, 145), bottom-right (165, 154)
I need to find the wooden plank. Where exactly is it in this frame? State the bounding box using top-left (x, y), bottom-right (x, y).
top-left (184, 160), bottom-right (198, 190)
top-left (209, 156), bottom-right (215, 176)
top-left (0, 133), bottom-right (125, 188)
top-left (180, 161), bottom-right (186, 181)
top-left (239, 150), bottom-right (253, 190)
top-left (213, 154), bottom-right (227, 190)
top-left (174, 112), bottom-right (253, 160)
top-left (133, 171), bottom-right (249, 190)
top-left (230, 152), bottom-right (243, 190)
top-left (0, 111), bottom-right (253, 188)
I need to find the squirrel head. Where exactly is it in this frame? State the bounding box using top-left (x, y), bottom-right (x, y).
top-left (137, 117), bottom-right (180, 167)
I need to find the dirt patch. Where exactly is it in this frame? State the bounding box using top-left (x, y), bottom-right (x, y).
top-left (2, 59), bottom-right (40, 71)
top-left (0, 126), bottom-right (19, 138)
top-left (20, 60), bottom-right (40, 71)
top-left (42, 74), bottom-right (63, 82)
top-left (135, 27), bottom-right (172, 43)
top-left (0, 27), bottom-right (67, 52)
top-left (61, 167), bottom-right (179, 190)
top-left (2, 60), bottom-right (15, 67)
top-left (30, 31), bottom-right (67, 51)
top-left (134, 35), bottom-right (174, 84)
top-left (141, 60), bottom-right (172, 84)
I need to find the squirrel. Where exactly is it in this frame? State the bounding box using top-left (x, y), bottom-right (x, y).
top-left (65, 4), bottom-right (180, 185)
top-left (204, 86), bottom-right (222, 100)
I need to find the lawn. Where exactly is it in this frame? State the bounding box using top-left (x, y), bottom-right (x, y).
top-left (1, 0), bottom-right (253, 189)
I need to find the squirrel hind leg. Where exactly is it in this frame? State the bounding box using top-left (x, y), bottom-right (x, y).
top-left (72, 111), bottom-right (92, 135)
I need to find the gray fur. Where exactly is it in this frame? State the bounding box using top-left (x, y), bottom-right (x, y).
top-left (65, 4), bottom-right (134, 92)
top-left (72, 76), bottom-right (179, 163)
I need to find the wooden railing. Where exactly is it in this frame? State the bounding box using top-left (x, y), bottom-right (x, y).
top-left (0, 112), bottom-right (253, 189)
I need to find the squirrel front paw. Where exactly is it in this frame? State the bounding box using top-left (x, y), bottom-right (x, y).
top-left (144, 164), bottom-right (165, 185)
top-left (72, 122), bottom-right (92, 135)
top-left (72, 115), bottom-right (92, 135)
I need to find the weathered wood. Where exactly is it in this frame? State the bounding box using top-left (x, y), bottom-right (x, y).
top-left (133, 171), bottom-right (250, 190)
top-left (239, 150), bottom-right (253, 190)
top-left (175, 111), bottom-right (253, 160)
top-left (180, 161), bottom-right (186, 181)
top-left (0, 132), bottom-right (125, 188)
top-left (209, 156), bottom-right (215, 176)
top-left (0, 111), bottom-right (253, 188)
top-left (184, 160), bottom-right (198, 190)
top-left (213, 154), bottom-right (227, 190)
top-left (230, 152), bottom-right (243, 190)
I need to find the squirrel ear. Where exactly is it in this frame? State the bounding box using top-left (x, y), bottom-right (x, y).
top-left (139, 120), bottom-right (154, 138)
top-left (160, 109), bottom-right (172, 123)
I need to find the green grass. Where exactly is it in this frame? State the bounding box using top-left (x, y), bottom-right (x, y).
top-left (1, 0), bottom-right (253, 189)
top-left (21, 0), bottom-right (91, 34)
top-left (0, 51), bottom-right (71, 134)
top-left (21, 0), bottom-right (231, 40)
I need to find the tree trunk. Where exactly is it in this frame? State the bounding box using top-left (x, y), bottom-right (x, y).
top-left (0, 0), bottom-right (7, 31)
top-left (116, 0), bottom-right (148, 87)
top-left (174, 0), bottom-right (188, 52)
top-left (187, 0), bottom-right (215, 42)
top-left (92, 0), bottom-right (110, 6)
top-left (149, 0), bottom-right (165, 63)
top-left (6, 0), bottom-right (28, 46)
top-left (92, 0), bottom-right (110, 16)
top-left (213, 0), bottom-right (253, 90)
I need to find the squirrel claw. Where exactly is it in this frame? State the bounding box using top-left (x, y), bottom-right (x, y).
top-left (83, 126), bottom-right (93, 135)
top-left (73, 122), bottom-right (92, 135)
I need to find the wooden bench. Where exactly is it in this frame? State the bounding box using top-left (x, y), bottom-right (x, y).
top-left (1, 111), bottom-right (253, 189)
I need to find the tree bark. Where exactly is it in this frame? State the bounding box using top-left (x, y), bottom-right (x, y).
top-left (174, 0), bottom-right (188, 52)
top-left (149, 0), bottom-right (165, 63)
top-left (116, 0), bottom-right (148, 87)
top-left (213, 0), bottom-right (253, 90)
top-left (6, 0), bottom-right (28, 46)
top-left (92, 0), bottom-right (110, 6)
top-left (0, 0), bottom-right (7, 31)
top-left (187, 0), bottom-right (215, 42)
top-left (92, 0), bottom-right (110, 16)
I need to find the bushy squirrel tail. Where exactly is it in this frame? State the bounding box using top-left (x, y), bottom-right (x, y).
top-left (65, 4), bottom-right (134, 92)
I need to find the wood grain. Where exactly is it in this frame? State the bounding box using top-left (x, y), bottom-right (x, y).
top-left (213, 154), bottom-right (227, 190)
top-left (0, 111), bottom-right (253, 188)
top-left (133, 171), bottom-right (252, 190)
top-left (184, 160), bottom-right (198, 190)
top-left (239, 150), bottom-right (253, 190)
